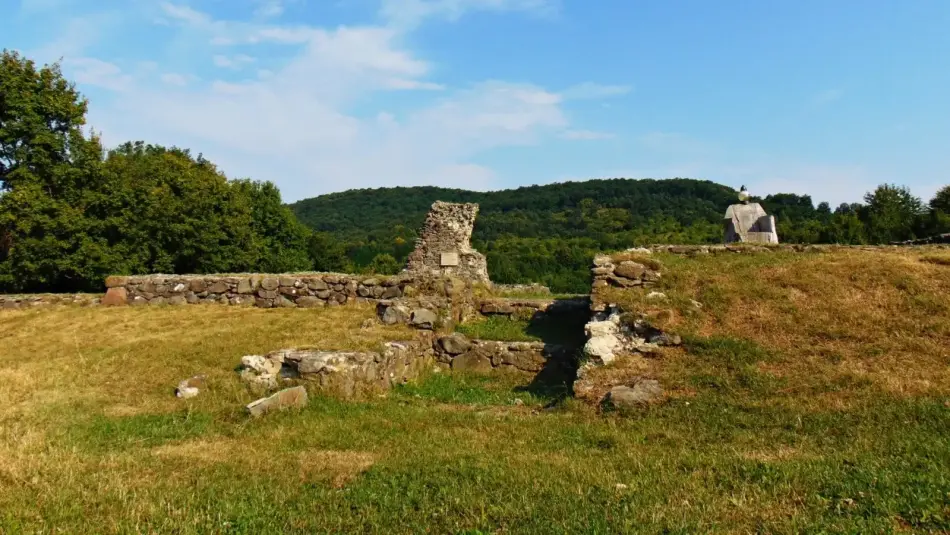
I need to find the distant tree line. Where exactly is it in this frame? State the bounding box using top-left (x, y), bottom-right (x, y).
top-left (2, 50), bottom-right (948, 294)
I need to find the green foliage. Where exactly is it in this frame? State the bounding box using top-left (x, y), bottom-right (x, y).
top-left (930, 184), bottom-right (950, 214)
top-left (364, 253), bottom-right (401, 275)
top-left (863, 183), bottom-right (926, 243)
top-left (307, 231), bottom-right (350, 273)
top-left (0, 52), bottom-right (311, 291)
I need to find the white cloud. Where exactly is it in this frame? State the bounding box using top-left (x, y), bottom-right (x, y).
top-left (77, 3), bottom-right (580, 201)
top-left (66, 57), bottom-right (133, 91)
top-left (561, 82), bottom-right (632, 100)
top-left (380, 0), bottom-right (556, 29)
top-left (560, 129), bottom-right (614, 140)
top-left (212, 54), bottom-right (256, 68)
top-left (160, 73), bottom-right (191, 86)
top-left (254, 0), bottom-right (285, 18)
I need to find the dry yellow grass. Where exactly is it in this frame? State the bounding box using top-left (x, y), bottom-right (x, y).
top-left (0, 303), bottom-right (413, 421)
top-left (598, 248), bottom-right (950, 403)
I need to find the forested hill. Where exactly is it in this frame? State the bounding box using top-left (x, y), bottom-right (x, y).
top-left (290, 178), bottom-right (737, 241)
top-left (289, 178), bottom-right (741, 292)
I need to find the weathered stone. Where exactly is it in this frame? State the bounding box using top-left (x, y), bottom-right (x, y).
top-left (357, 286), bottom-right (372, 297)
top-left (204, 281), bottom-right (227, 294)
top-left (155, 284), bottom-right (169, 294)
top-left (614, 261), bottom-right (647, 280)
top-left (237, 278), bottom-right (254, 294)
top-left (149, 296), bottom-right (167, 306)
top-left (308, 279), bottom-right (328, 291)
top-left (168, 295), bottom-right (187, 306)
top-left (381, 286), bottom-right (402, 299)
top-left (255, 297), bottom-right (273, 308)
top-left (175, 375), bottom-right (206, 399)
top-left (102, 287), bottom-right (128, 306)
top-left (258, 289), bottom-right (278, 299)
top-left (501, 349), bottom-right (546, 372)
top-left (648, 333), bottom-right (682, 346)
top-left (246, 386), bottom-right (308, 417)
top-left (593, 254), bottom-right (612, 267)
top-left (278, 276), bottom-right (297, 287)
top-left (189, 279), bottom-right (207, 292)
top-left (608, 275), bottom-right (642, 288)
top-left (361, 278), bottom-right (379, 287)
top-left (185, 292), bottom-right (200, 304)
top-left (332, 292), bottom-right (347, 304)
top-left (242, 354), bottom-right (282, 376)
top-left (332, 284), bottom-right (345, 292)
top-left (405, 201), bottom-right (490, 283)
top-left (379, 303), bottom-right (410, 325)
top-left (105, 276), bottom-right (128, 288)
top-left (480, 301), bottom-right (515, 315)
top-left (586, 320), bottom-right (619, 338)
top-left (409, 309), bottom-right (438, 329)
top-left (296, 296), bottom-right (324, 308)
top-left (314, 289), bottom-right (332, 299)
top-left (604, 380), bottom-right (663, 409)
top-left (260, 277), bottom-right (279, 291)
top-left (2, 301), bottom-right (20, 309)
top-left (172, 283), bottom-right (186, 292)
top-left (584, 335), bottom-right (620, 365)
top-left (438, 333), bottom-right (472, 355)
top-left (276, 296), bottom-right (296, 308)
top-left (452, 351), bottom-right (492, 373)
top-left (324, 275), bottom-right (340, 284)
top-left (279, 286), bottom-right (298, 296)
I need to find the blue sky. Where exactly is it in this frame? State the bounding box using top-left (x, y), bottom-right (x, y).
top-left (4, 0), bottom-right (949, 204)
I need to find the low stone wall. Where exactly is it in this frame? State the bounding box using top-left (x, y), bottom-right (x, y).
top-left (433, 333), bottom-right (573, 374)
top-left (239, 339), bottom-right (436, 398)
top-left (478, 297), bottom-right (590, 317)
top-left (103, 273), bottom-right (410, 308)
top-left (492, 283), bottom-right (551, 296)
top-left (645, 244), bottom-right (830, 255)
top-left (0, 294), bottom-right (100, 310)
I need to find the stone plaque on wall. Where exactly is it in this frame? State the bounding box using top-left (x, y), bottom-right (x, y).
top-left (440, 252), bottom-right (460, 266)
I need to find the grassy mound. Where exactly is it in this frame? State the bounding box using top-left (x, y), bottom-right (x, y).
top-left (1, 250), bottom-right (948, 533)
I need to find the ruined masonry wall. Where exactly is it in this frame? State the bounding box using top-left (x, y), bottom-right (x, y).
top-left (103, 273), bottom-right (411, 308)
top-left (405, 201), bottom-right (490, 284)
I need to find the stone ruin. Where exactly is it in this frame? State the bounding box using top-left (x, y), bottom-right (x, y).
top-left (405, 201), bottom-right (490, 284)
top-left (723, 188), bottom-right (779, 244)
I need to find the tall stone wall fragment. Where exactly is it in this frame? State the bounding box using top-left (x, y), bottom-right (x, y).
top-left (405, 201), bottom-right (490, 284)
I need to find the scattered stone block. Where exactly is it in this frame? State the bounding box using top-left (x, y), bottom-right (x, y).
top-left (246, 386), bottom-right (308, 417)
top-left (451, 351), bottom-right (492, 374)
top-left (175, 375), bottom-right (206, 399)
top-left (438, 333), bottom-right (472, 355)
top-left (409, 309), bottom-right (438, 330)
top-left (603, 380), bottom-right (663, 410)
top-left (101, 287), bottom-right (128, 306)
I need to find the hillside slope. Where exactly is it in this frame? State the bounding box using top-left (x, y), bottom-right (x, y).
top-left (290, 178), bottom-right (738, 292)
top-left (289, 178), bottom-right (736, 241)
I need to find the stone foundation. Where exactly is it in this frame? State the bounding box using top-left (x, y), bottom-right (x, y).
top-left (0, 294), bottom-right (100, 310)
top-left (103, 273), bottom-right (411, 308)
top-left (433, 333), bottom-right (574, 374)
top-left (239, 339), bottom-right (436, 398)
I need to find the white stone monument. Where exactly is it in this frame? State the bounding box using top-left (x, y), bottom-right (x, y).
top-left (723, 186), bottom-right (779, 244)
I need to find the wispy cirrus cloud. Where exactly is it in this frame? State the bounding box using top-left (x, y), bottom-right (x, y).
top-left (34, 0), bottom-right (615, 201)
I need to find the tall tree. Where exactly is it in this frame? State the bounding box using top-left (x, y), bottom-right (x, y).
top-left (101, 142), bottom-right (259, 275)
top-left (929, 185), bottom-right (950, 214)
top-left (862, 184), bottom-right (924, 243)
top-left (0, 50), bottom-right (112, 292)
top-left (232, 179), bottom-right (311, 273)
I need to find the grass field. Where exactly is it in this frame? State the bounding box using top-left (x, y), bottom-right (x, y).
top-left (1, 248), bottom-right (949, 533)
